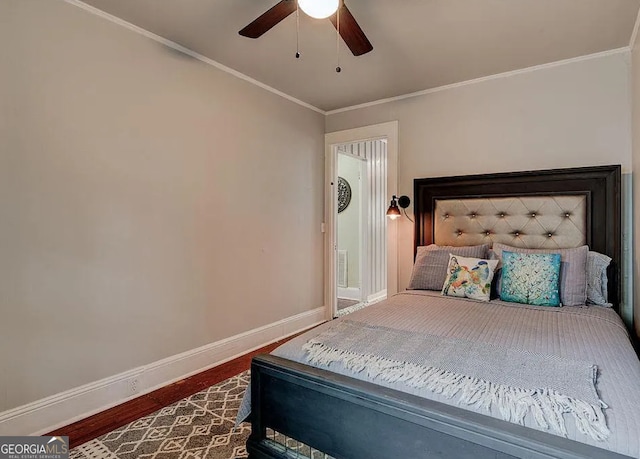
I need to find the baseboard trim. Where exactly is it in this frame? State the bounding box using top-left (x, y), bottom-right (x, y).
top-left (0, 306), bottom-right (326, 436)
top-left (337, 287), bottom-right (361, 301)
top-left (367, 289), bottom-right (387, 303)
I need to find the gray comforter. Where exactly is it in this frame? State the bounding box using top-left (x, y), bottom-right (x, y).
top-left (239, 291), bottom-right (640, 458)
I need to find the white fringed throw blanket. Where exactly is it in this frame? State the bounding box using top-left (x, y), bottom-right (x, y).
top-left (303, 319), bottom-right (610, 441)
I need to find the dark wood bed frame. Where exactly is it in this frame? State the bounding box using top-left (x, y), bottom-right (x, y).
top-left (247, 165), bottom-right (629, 459)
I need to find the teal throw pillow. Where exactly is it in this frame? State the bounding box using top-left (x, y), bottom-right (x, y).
top-left (500, 251), bottom-right (561, 306)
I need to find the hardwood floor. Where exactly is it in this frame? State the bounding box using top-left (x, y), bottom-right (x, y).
top-left (47, 334), bottom-right (305, 449)
top-left (337, 298), bottom-right (359, 310)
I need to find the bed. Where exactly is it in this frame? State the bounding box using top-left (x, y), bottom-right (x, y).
top-left (244, 165), bottom-right (640, 459)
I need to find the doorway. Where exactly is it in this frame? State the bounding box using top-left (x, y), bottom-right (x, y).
top-left (324, 121), bottom-right (398, 320)
top-left (336, 151), bottom-right (368, 314)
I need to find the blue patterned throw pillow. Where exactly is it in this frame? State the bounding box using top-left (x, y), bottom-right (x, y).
top-left (500, 251), bottom-right (561, 306)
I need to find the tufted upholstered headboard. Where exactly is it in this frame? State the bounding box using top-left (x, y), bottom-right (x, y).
top-left (434, 196), bottom-right (587, 249)
top-left (414, 165), bottom-right (621, 310)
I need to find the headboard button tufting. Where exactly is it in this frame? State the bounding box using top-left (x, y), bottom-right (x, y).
top-left (432, 195), bottom-right (588, 254)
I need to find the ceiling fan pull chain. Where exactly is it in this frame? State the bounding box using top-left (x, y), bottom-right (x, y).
top-left (295, 0), bottom-right (301, 58)
top-left (335, 4), bottom-right (341, 72)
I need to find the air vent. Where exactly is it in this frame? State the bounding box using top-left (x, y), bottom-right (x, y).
top-left (337, 250), bottom-right (348, 288)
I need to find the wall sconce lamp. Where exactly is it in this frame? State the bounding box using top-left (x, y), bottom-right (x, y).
top-left (386, 195), bottom-right (413, 222)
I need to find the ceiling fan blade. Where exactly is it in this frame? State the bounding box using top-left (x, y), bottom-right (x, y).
top-left (329, 3), bottom-right (373, 56)
top-left (239, 0), bottom-right (296, 39)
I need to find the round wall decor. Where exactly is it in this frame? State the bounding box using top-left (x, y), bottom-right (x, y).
top-left (337, 176), bottom-right (352, 213)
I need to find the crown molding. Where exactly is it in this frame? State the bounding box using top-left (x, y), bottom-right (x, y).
top-left (64, 0), bottom-right (326, 115)
top-left (326, 47), bottom-right (630, 115)
top-left (63, 1), bottom-right (633, 118)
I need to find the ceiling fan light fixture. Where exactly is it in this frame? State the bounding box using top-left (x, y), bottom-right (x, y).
top-left (298, 0), bottom-right (339, 19)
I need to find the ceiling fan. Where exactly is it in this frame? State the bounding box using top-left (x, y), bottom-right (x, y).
top-left (239, 0), bottom-right (373, 56)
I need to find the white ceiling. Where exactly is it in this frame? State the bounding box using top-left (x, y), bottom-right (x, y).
top-left (79, 0), bottom-right (640, 111)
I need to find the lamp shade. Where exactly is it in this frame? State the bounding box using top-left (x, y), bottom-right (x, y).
top-left (298, 0), bottom-right (339, 19)
top-left (386, 200), bottom-right (401, 220)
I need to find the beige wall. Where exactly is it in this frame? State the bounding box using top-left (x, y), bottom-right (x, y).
top-left (0, 0), bottom-right (324, 411)
top-left (327, 53), bottom-right (633, 324)
top-left (633, 33), bottom-right (640, 337)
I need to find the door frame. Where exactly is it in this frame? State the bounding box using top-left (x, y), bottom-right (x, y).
top-left (324, 121), bottom-right (398, 320)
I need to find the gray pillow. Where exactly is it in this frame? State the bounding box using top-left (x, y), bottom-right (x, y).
top-left (408, 244), bottom-right (489, 291)
top-left (492, 243), bottom-right (588, 306)
top-left (586, 251), bottom-right (612, 307)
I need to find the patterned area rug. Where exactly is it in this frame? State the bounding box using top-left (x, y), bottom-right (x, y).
top-left (71, 371), bottom-right (251, 459)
